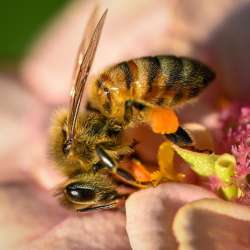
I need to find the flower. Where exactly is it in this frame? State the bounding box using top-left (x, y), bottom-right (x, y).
top-left (3, 0), bottom-right (250, 249)
top-left (153, 105), bottom-right (250, 204)
top-left (221, 105), bottom-right (250, 204)
top-left (167, 143), bottom-right (238, 201)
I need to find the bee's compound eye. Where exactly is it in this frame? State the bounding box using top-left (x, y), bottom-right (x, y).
top-left (65, 183), bottom-right (96, 202)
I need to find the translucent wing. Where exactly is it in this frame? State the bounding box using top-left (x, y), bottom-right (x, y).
top-left (67, 9), bottom-right (108, 143)
top-left (71, 5), bottom-right (99, 82)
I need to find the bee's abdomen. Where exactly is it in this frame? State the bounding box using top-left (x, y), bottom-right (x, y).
top-left (154, 56), bottom-right (215, 105)
top-left (90, 55), bottom-right (215, 117)
top-left (124, 56), bottom-right (214, 104)
top-left (132, 55), bottom-right (215, 106)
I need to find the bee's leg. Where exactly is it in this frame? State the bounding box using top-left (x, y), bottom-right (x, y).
top-left (124, 100), bottom-right (146, 123)
top-left (165, 127), bottom-right (213, 153)
top-left (112, 167), bottom-right (150, 189)
top-left (95, 145), bottom-right (118, 171)
top-left (95, 143), bottom-right (135, 172)
top-left (94, 146), bottom-right (149, 188)
top-left (165, 126), bottom-right (193, 147)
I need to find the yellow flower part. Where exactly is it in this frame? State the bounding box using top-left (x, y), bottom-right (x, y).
top-left (172, 144), bottom-right (218, 177)
top-left (152, 141), bottom-right (185, 185)
top-left (214, 154), bottom-right (238, 200)
top-left (172, 145), bottom-right (239, 200)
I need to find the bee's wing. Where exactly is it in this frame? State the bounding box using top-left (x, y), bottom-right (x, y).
top-left (67, 8), bottom-right (108, 142)
top-left (71, 5), bottom-right (99, 81)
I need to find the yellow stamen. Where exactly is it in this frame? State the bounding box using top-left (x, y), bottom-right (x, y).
top-left (152, 141), bottom-right (185, 185)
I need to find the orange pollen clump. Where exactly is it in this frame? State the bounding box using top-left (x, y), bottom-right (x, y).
top-left (147, 107), bottom-right (179, 134)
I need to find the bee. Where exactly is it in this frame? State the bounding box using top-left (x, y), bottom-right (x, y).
top-left (49, 8), bottom-right (215, 211)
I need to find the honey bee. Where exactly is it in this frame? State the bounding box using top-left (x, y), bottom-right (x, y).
top-left (49, 8), bottom-right (215, 211)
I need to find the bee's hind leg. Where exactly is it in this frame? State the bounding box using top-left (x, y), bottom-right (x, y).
top-left (165, 126), bottom-right (193, 147)
top-left (165, 127), bottom-right (213, 153)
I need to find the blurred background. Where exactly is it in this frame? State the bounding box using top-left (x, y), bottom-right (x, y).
top-left (1, 0), bottom-right (250, 249)
top-left (0, 0), bottom-right (68, 65)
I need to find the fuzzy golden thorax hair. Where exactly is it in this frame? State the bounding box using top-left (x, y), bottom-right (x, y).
top-left (49, 109), bottom-right (124, 177)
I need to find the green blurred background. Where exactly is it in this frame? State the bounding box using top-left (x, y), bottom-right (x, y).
top-left (0, 0), bottom-right (69, 65)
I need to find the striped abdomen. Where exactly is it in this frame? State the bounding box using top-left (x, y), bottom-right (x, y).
top-left (89, 55), bottom-right (215, 119)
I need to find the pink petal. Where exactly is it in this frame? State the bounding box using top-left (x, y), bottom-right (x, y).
top-left (0, 180), bottom-right (68, 250)
top-left (126, 183), bottom-right (217, 250)
top-left (170, 0), bottom-right (250, 102)
top-left (173, 199), bottom-right (250, 250)
top-left (22, 212), bottom-right (130, 250)
top-left (21, 0), bottom-right (175, 105)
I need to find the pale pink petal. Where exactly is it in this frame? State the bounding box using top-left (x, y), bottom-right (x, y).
top-left (21, 0), bottom-right (176, 104)
top-left (0, 75), bottom-right (63, 188)
top-left (173, 199), bottom-right (250, 250)
top-left (0, 75), bottom-right (45, 158)
top-left (126, 183), bottom-right (217, 250)
top-left (0, 180), bottom-right (68, 250)
top-left (171, 0), bottom-right (250, 102)
top-left (22, 212), bottom-right (130, 250)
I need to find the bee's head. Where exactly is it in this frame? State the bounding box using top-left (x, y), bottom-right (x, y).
top-left (49, 110), bottom-right (89, 176)
top-left (57, 172), bottom-right (123, 211)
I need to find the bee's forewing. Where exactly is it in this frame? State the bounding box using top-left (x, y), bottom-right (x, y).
top-left (67, 8), bottom-right (108, 141)
top-left (71, 5), bottom-right (99, 82)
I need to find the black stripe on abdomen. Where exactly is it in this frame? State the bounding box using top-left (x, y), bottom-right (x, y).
top-left (157, 56), bottom-right (183, 91)
top-left (165, 57), bottom-right (183, 90)
top-left (146, 57), bottom-right (161, 92)
top-left (119, 62), bottom-right (133, 89)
